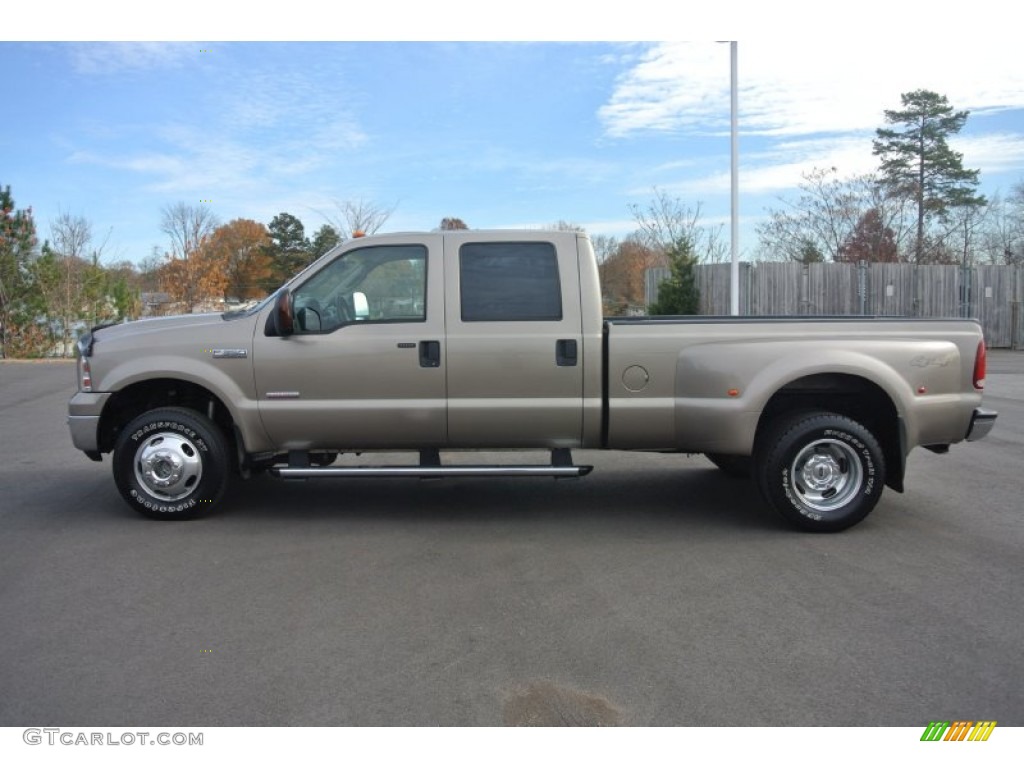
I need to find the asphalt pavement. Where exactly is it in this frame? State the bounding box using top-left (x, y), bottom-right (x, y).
top-left (0, 354), bottom-right (1021, 726)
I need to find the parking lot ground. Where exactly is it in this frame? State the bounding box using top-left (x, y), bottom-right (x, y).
top-left (0, 354), bottom-right (1021, 726)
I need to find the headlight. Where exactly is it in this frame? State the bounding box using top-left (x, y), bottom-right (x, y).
top-left (75, 330), bottom-right (95, 392)
top-left (78, 356), bottom-right (92, 392)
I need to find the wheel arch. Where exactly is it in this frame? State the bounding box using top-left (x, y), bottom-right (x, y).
top-left (98, 378), bottom-right (241, 468)
top-left (755, 372), bottom-right (905, 492)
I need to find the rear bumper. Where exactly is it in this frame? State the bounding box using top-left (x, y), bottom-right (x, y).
top-left (965, 408), bottom-right (997, 442)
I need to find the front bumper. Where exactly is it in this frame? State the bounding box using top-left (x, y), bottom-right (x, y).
top-left (965, 407), bottom-right (998, 442)
top-left (67, 391), bottom-right (112, 457)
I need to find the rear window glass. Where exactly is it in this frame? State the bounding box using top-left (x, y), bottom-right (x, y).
top-left (459, 242), bottom-right (562, 322)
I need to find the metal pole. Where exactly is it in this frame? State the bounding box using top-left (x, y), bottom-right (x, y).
top-left (730, 41), bottom-right (739, 316)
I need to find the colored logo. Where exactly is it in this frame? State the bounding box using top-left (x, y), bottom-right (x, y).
top-left (920, 721), bottom-right (996, 741)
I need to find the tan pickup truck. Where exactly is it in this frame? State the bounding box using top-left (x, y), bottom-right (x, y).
top-left (68, 230), bottom-right (996, 531)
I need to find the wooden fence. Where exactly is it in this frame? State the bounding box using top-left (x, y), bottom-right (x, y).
top-left (645, 262), bottom-right (1024, 349)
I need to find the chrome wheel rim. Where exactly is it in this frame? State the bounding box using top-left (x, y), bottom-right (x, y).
top-left (790, 439), bottom-right (863, 513)
top-left (133, 432), bottom-right (203, 501)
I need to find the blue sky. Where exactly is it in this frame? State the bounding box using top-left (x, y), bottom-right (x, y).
top-left (4, 8), bottom-right (1024, 266)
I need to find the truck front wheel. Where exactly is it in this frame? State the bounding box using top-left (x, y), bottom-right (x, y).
top-left (755, 411), bottom-right (885, 532)
top-left (112, 407), bottom-right (229, 520)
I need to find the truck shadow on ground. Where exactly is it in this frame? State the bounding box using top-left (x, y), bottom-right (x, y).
top-left (217, 464), bottom-right (781, 533)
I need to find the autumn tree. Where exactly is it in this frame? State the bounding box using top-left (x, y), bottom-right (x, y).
top-left (0, 185), bottom-right (41, 357)
top-left (439, 217), bottom-right (469, 230)
top-left (203, 219), bottom-right (274, 301)
top-left (838, 208), bottom-right (899, 263)
top-left (599, 238), bottom-right (659, 315)
top-left (159, 202), bottom-right (223, 312)
top-left (873, 89), bottom-right (985, 263)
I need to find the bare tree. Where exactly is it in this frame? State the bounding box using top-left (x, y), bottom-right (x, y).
top-left (756, 168), bottom-right (916, 263)
top-left (630, 188), bottom-right (726, 263)
top-left (42, 212), bottom-right (115, 353)
top-left (545, 220), bottom-right (585, 233)
top-left (975, 187), bottom-right (1024, 265)
top-left (590, 234), bottom-right (619, 265)
top-left (324, 198), bottom-right (394, 239)
top-left (1006, 182), bottom-right (1024, 265)
top-left (137, 247), bottom-right (166, 293)
top-left (47, 212), bottom-right (91, 354)
top-left (941, 201), bottom-right (991, 267)
top-left (160, 203), bottom-right (220, 312)
top-left (50, 211), bottom-right (91, 261)
top-left (161, 202), bottom-right (218, 261)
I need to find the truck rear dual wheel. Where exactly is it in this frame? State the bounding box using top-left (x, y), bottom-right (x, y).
top-left (112, 407), bottom-right (228, 520)
top-left (755, 411), bottom-right (885, 533)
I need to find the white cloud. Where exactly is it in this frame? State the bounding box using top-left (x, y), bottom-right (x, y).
top-left (598, 43), bottom-right (728, 137)
top-left (602, 41), bottom-right (1024, 203)
top-left (69, 42), bottom-right (196, 74)
top-left (62, 56), bottom-right (368, 201)
top-left (601, 41), bottom-right (1024, 138)
top-left (958, 133), bottom-right (1024, 177)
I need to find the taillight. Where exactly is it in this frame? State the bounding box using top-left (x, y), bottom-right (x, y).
top-left (973, 339), bottom-right (986, 390)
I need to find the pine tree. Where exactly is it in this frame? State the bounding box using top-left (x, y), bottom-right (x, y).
top-left (267, 212), bottom-right (310, 281)
top-left (309, 224), bottom-right (341, 259)
top-left (873, 90), bottom-right (985, 262)
top-left (648, 238), bottom-right (700, 315)
top-left (0, 185), bottom-right (40, 357)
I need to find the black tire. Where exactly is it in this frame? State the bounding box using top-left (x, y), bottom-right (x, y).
top-left (755, 411), bottom-right (885, 532)
top-left (112, 407), bottom-right (229, 520)
top-left (705, 453), bottom-right (752, 478)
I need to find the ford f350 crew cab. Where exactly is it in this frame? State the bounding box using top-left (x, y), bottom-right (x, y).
top-left (68, 230), bottom-right (997, 531)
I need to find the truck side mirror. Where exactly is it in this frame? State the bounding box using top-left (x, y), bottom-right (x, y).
top-left (273, 290), bottom-right (295, 337)
top-left (353, 291), bottom-right (370, 320)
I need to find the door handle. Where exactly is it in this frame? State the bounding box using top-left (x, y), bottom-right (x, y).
top-left (555, 339), bottom-right (578, 367)
top-left (419, 340), bottom-right (441, 368)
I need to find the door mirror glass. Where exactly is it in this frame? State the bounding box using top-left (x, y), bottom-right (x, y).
top-left (352, 291), bottom-right (370, 320)
top-left (296, 303), bottom-right (322, 332)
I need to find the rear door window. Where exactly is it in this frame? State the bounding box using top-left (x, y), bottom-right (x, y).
top-left (459, 242), bottom-right (562, 322)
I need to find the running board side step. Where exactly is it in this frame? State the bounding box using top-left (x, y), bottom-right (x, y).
top-left (268, 448), bottom-right (593, 479)
top-left (270, 465), bottom-right (593, 479)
